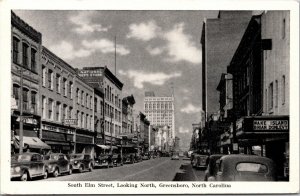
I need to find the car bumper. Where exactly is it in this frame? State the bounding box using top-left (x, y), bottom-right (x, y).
top-left (94, 162), bottom-right (109, 167)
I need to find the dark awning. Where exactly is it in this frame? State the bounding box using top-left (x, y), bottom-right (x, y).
top-left (15, 136), bottom-right (51, 149)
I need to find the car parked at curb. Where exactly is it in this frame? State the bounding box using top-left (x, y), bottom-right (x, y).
top-left (171, 153), bottom-right (180, 160)
top-left (69, 154), bottom-right (94, 173)
top-left (192, 154), bottom-right (209, 169)
top-left (43, 153), bottom-right (72, 177)
top-left (204, 154), bottom-right (224, 181)
top-left (208, 154), bottom-right (277, 181)
top-left (94, 154), bottom-right (111, 168)
top-left (11, 153), bottom-right (49, 181)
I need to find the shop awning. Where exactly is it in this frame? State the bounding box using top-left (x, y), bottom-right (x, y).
top-left (15, 136), bottom-right (51, 149)
top-left (44, 141), bottom-right (73, 146)
top-left (96, 144), bottom-right (110, 150)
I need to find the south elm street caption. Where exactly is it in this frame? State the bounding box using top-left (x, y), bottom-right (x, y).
top-left (68, 182), bottom-right (232, 189)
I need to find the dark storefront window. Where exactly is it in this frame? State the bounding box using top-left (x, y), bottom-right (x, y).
top-left (31, 91), bottom-right (37, 114)
top-left (13, 84), bottom-right (20, 107)
top-left (22, 88), bottom-right (29, 111)
top-left (94, 97), bottom-right (97, 112)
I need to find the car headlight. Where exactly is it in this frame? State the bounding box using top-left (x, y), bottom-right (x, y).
top-left (74, 161), bottom-right (78, 164)
top-left (15, 166), bottom-right (21, 173)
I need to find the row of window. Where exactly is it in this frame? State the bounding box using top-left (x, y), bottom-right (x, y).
top-left (13, 37), bottom-right (37, 72)
top-left (266, 75), bottom-right (286, 112)
top-left (12, 84), bottom-right (37, 113)
top-left (76, 88), bottom-right (93, 109)
top-left (104, 85), bottom-right (121, 109)
top-left (94, 97), bottom-right (104, 116)
top-left (104, 103), bottom-right (122, 122)
top-left (104, 121), bottom-right (122, 135)
top-left (144, 102), bottom-right (173, 110)
top-left (42, 66), bottom-right (74, 99)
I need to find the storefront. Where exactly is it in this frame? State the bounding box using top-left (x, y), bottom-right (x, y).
top-left (75, 129), bottom-right (95, 155)
top-left (41, 122), bottom-right (75, 154)
top-left (235, 115), bottom-right (289, 180)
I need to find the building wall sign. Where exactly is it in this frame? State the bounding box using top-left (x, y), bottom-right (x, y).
top-left (78, 69), bottom-right (104, 82)
top-left (253, 120), bottom-right (289, 131)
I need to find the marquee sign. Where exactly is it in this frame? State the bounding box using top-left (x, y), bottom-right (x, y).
top-left (253, 120), bottom-right (288, 131)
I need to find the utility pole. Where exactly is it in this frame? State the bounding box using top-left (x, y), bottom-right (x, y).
top-left (19, 67), bottom-right (24, 153)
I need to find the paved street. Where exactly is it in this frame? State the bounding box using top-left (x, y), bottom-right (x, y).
top-left (41, 157), bottom-right (204, 181)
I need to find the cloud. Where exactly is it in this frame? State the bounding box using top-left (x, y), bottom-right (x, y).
top-left (82, 39), bottom-right (130, 56)
top-left (179, 126), bottom-right (190, 133)
top-left (146, 46), bottom-right (164, 56)
top-left (127, 20), bottom-right (160, 41)
top-left (69, 11), bottom-right (111, 34)
top-left (163, 23), bottom-right (201, 64)
top-left (119, 70), bottom-right (181, 89)
top-left (49, 41), bottom-right (93, 60)
top-left (180, 103), bottom-right (202, 114)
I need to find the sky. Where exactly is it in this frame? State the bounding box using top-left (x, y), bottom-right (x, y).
top-left (14, 10), bottom-right (219, 150)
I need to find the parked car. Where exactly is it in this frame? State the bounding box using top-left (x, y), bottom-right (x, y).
top-left (69, 154), bottom-right (94, 173)
top-left (123, 153), bottom-right (135, 164)
top-left (192, 154), bottom-right (209, 169)
top-left (142, 153), bottom-right (150, 160)
top-left (94, 154), bottom-right (112, 168)
top-left (11, 153), bottom-right (49, 181)
top-left (208, 154), bottom-right (277, 181)
top-left (204, 154), bottom-right (224, 181)
top-left (43, 153), bottom-right (72, 177)
top-left (171, 153), bottom-right (180, 160)
top-left (112, 153), bottom-right (123, 166)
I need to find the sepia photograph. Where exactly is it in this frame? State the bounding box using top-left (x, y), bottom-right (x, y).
top-left (0, 0), bottom-right (299, 194)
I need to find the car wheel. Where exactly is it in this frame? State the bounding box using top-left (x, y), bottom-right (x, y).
top-left (53, 168), bottom-right (59, 178)
top-left (68, 166), bottom-right (72, 175)
top-left (20, 171), bottom-right (29, 181)
top-left (107, 165), bottom-right (109, 169)
top-left (43, 170), bottom-right (48, 179)
top-left (79, 165), bottom-right (84, 173)
top-left (89, 164), bottom-right (93, 172)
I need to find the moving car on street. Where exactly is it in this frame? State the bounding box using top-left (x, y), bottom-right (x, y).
top-left (94, 154), bottom-right (111, 168)
top-left (208, 154), bottom-right (276, 181)
top-left (204, 154), bottom-right (224, 181)
top-left (11, 153), bottom-right (49, 181)
top-left (142, 152), bottom-right (150, 160)
top-left (171, 153), bottom-right (180, 160)
top-left (43, 153), bottom-right (72, 177)
top-left (69, 154), bottom-right (94, 173)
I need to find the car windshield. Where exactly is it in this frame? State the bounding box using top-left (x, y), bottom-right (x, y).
top-left (70, 154), bottom-right (83, 159)
top-left (236, 162), bottom-right (268, 173)
top-left (11, 154), bottom-right (31, 162)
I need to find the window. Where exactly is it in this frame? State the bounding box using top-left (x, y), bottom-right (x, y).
top-left (56, 74), bottom-right (61, 93)
top-left (86, 93), bottom-right (88, 108)
top-left (13, 37), bottom-right (19, 64)
top-left (31, 91), bottom-right (37, 114)
top-left (268, 83), bottom-right (273, 111)
top-left (90, 96), bottom-right (93, 109)
top-left (77, 111), bottom-right (80, 127)
top-left (63, 78), bottom-right (67, 97)
top-left (69, 82), bottom-right (73, 99)
top-left (42, 66), bottom-right (46, 87)
top-left (42, 96), bottom-right (46, 119)
top-left (48, 69), bottom-right (53, 89)
top-left (56, 102), bottom-right (61, 122)
top-left (13, 84), bottom-right (20, 103)
top-left (282, 75), bottom-right (286, 104)
top-left (69, 107), bottom-right (73, 119)
top-left (22, 43), bottom-right (29, 68)
top-left (63, 105), bottom-right (67, 121)
top-left (100, 101), bottom-right (103, 116)
top-left (48, 99), bottom-right (53, 120)
top-left (76, 88), bottom-right (80, 104)
top-left (81, 90), bottom-right (84, 105)
top-left (282, 18), bottom-right (286, 39)
top-left (275, 80), bottom-right (278, 108)
top-left (31, 48), bottom-right (36, 72)
top-left (112, 93), bottom-right (114, 104)
top-left (81, 112), bottom-right (84, 128)
top-left (22, 88), bottom-right (29, 111)
top-left (94, 98), bottom-right (97, 112)
top-left (86, 114), bottom-right (89, 129)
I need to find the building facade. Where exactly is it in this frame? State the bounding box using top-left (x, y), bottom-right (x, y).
top-left (144, 91), bottom-right (175, 139)
top-left (78, 67), bottom-right (123, 146)
top-left (11, 11), bottom-right (49, 153)
top-left (201, 11), bottom-right (252, 120)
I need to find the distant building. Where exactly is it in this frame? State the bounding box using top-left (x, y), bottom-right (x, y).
top-left (201, 11), bottom-right (252, 120)
top-left (144, 92), bottom-right (175, 139)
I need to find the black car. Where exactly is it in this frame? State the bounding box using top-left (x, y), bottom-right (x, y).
top-left (69, 154), bottom-right (94, 173)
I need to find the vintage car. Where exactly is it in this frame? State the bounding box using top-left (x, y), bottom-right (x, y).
top-left (112, 153), bottom-right (123, 167)
top-left (43, 153), bottom-right (72, 177)
top-left (204, 154), bottom-right (224, 181)
top-left (11, 153), bottom-right (49, 181)
top-left (171, 153), bottom-right (180, 160)
top-left (123, 153), bottom-right (136, 164)
top-left (208, 154), bottom-right (276, 181)
top-left (94, 154), bottom-right (111, 168)
top-left (142, 153), bottom-right (150, 160)
top-left (69, 154), bottom-right (94, 173)
top-left (192, 154), bottom-right (209, 169)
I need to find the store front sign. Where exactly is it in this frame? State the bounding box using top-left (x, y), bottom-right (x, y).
top-left (253, 120), bottom-right (288, 131)
top-left (16, 117), bottom-right (38, 125)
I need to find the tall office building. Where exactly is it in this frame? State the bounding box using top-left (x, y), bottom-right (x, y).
top-left (144, 92), bottom-right (175, 139)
